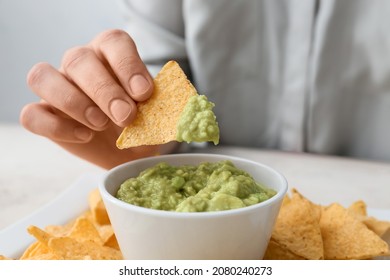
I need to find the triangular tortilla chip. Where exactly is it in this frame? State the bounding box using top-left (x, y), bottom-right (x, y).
top-left (320, 203), bottom-right (389, 259)
top-left (347, 200), bottom-right (390, 237)
top-left (362, 217), bottom-right (390, 237)
top-left (116, 60), bottom-right (197, 148)
top-left (348, 200), bottom-right (367, 217)
top-left (88, 188), bottom-right (110, 225)
top-left (68, 216), bottom-right (103, 245)
top-left (382, 229), bottom-right (390, 245)
top-left (263, 239), bottom-right (306, 260)
top-left (270, 189), bottom-right (324, 259)
top-left (20, 241), bottom-right (52, 260)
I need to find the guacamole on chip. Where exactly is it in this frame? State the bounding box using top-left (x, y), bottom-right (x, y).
top-left (116, 60), bottom-right (219, 148)
top-left (177, 95), bottom-right (219, 145)
top-left (116, 160), bottom-right (276, 212)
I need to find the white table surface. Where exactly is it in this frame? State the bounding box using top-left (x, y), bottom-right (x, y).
top-left (1, 123), bottom-right (390, 231)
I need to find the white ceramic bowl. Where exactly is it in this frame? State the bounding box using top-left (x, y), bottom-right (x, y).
top-left (99, 153), bottom-right (287, 260)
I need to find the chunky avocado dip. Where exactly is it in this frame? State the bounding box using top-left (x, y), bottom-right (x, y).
top-left (116, 160), bottom-right (276, 212)
top-left (176, 95), bottom-right (220, 145)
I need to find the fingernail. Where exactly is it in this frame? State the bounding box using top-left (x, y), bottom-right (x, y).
top-left (110, 99), bottom-right (132, 123)
top-left (74, 127), bottom-right (92, 141)
top-left (85, 106), bottom-right (109, 128)
top-left (129, 74), bottom-right (150, 96)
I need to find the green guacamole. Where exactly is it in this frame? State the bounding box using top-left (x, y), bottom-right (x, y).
top-left (176, 95), bottom-right (220, 145)
top-left (116, 160), bottom-right (276, 212)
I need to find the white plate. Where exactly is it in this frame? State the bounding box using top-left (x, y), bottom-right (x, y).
top-left (0, 173), bottom-right (101, 259)
top-left (0, 173), bottom-right (389, 259)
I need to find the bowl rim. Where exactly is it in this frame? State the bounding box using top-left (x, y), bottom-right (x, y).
top-left (98, 153), bottom-right (288, 219)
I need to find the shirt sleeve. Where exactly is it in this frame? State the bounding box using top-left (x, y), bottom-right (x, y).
top-left (119, 0), bottom-right (190, 77)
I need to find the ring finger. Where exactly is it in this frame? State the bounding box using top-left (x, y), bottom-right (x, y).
top-left (27, 62), bottom-right (109, 130)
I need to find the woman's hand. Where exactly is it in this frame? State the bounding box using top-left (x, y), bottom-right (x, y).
top-left (20, 29), bottom-right (175, 169)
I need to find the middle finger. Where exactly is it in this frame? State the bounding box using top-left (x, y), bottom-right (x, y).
top-left (61, 46), bottom-right (137, 127)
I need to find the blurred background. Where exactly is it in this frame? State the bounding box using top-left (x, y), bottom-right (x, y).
top-left (0, 0), bottom-right (125, 123)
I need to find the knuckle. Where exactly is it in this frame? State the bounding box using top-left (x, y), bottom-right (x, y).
top-left (62, 46), bottom-right (91, 71)
top-left (90, 80), bottom-right (116, 100)
top-left (26, 62), bottom-right (51, 88)
top-left (115, 55), bottom-right (138, 73)
top-left (46, 118), bottom-right (63, 139)
top-left (62, 93), bottom-right (79, 111)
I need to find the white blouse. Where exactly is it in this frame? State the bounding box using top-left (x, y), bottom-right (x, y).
top-left (120, 0), bottom-right (390, 162)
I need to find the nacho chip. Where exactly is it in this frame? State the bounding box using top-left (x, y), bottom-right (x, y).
top-left (94, 224), bottom-right (120, 250)
top-left (346, 200), bottom-right (390, 237)
top-left (263, 239), bottom-right (305, 260)
top-left (362, 217), bottom-right (390, 237)
top-left (320, 203), bottom-right (389, 259)
top-left (27, 225), bottom-right (52, 245)
top-left (27, 224), bottom-right (122, 260)
top-left (48, 237), bottom-right (122, 260)
top-left (281, 194), bottom-right (291, 207)
top-left (270, 189), bottom-right (324, 260)
top-left (116, 60), bottom-right (197, 148)
top-left (382, 229), bottom-right (390, 244)
top-left (0, 255), bottom-right (11, 260)
top-left (103, 233), bottom-right (120, 251)
top-left (88, 188), bottom-right (110, 225)
top-left (23, 252), bottom-right (63, 260)
top-left (348, 200), bottom-right (367, 216)
top-left (2, 188), bottom-right (123, 260)
top-left (30, 220), bottom-right (120, 259)
top-left (68, 216), bottom-right (103, 245)
top-left (45, 220), bottom-right (75, 237)
top-left (20, 241), bottom-right (52, 260)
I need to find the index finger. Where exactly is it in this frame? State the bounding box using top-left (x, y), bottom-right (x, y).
top-left (90, 29), bottom-right (153, 102)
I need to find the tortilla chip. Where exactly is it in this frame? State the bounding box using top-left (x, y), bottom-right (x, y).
top-left (3, 188), bottom-right (125, 260)
top-left (48, 237), bottom-right (122, 260)
top-left (23, 252), bottom-right (64, 260)
top-left (270, 189), bottom-right (324, 259)
top-left (94, 224), bottom-right (120, 250)
top-left (88, 188), bottom-right (110, 225)
top-left (68, 216), bottom-right (103, 245)
top-left (116, 60), bottom-right (197, 148)
top-left (20, 242), bottom-right (62, 260)
top-left (45, 220), bottom-right (75, 237)
top-left (320, 203), bottom-right (389, 259)
top-left (20, 241), bottom-right (51, 260)
top-left (263, 239), bottom-right (305, 260)
top-left (346, 200), bottom-right (390, 236)
top-left (27, 224), bottom-right (122, 260)
top-left (346, 200), bottom-right (390, 237)
top-left (382, 229), bottom-right (390, 244)
top-left (281, 195), bottom-right (291, 207)
top-left (27, 225), bottom-right (52, 245)
top-left (0, 255), bottom-right (11, 260)
top-left (348, 200), bottom-right (367, 216)
top-left (103, 234), bottom-right (120, 251)
top-left (362, 217), bottom-right (390, 237)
